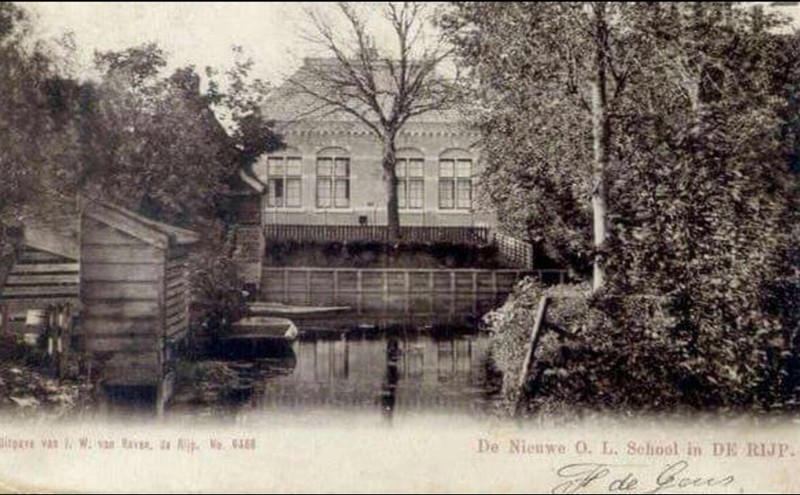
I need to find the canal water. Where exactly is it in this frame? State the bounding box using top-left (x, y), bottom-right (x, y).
top-left (189, 329), bottom-right (504, 421)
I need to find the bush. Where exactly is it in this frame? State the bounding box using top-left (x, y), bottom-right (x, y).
top-left (188, 235), bottom-right (248, 349)
top-left (486, 276), bottom-right (800, 418)
top-left (264, 239), bottom-right (502, 269)
top-left (483, 278), bottom-right (592, 414)
top-left (0, 333), bottom-right (49, 368)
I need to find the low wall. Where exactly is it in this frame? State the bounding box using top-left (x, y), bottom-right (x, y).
top-left (261, 267), bottom-right (569, 325)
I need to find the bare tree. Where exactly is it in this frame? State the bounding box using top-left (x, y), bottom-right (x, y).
top-left (291, 2), bottom-right (456, 241)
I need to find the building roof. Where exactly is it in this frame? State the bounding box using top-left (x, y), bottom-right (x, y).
top-left (262, 57), bottom-right (463, 129)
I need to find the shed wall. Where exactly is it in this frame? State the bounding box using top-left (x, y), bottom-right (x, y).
top-left (79, 216), bottom-right (164, 386)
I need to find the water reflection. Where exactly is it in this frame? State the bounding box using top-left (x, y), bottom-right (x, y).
top-left (248, 329), bottom-right (501, 418)
top-left (380, 338), bottom-right (401, 423)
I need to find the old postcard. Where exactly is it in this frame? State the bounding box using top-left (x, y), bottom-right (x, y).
top-left (1, 2), bottom-right (800, 493)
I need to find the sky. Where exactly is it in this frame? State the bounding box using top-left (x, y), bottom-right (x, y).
top-left (17, 2), bottom-right (800, 88)
top-left (18, 2), bottom-right (422, 87)
top-left (20, 2), bottom-right (311, 84)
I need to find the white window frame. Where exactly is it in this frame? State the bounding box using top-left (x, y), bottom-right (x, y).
top-left (316, 153), bottom-right (350, 209)
top-left (439, 158), bottom-right (473, 210)
top-left (259, 156), bottom-right (303, 209)
top-left (396, 157), bottom-right (425, 210)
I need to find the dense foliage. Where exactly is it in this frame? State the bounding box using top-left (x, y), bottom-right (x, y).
top-left (448, 3), bottom-right (800, 413)
top-left (0, 3), bottom-right (281, 341)
top-left (264, 239), bottom-right (502, 269)
top-left (0, 3), bottom-right (83, 250)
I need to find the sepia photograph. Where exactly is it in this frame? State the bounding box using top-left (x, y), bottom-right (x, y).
top-left (1, 1), bottom-right (800, 493)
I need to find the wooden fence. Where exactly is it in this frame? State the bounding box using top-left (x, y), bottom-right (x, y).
top-left (261, 267), bottom-right (568, 324)
top-left (264, 224), bottom-right (491, 245)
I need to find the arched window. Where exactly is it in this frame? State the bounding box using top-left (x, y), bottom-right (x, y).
top-left (438, 149), bottom-right (473, 210)
top-left (316, 147), bottom-right (350, 209)
top-left (255, 149), bottom-right (302, 208)
top-left (397, 148), bottom-right (424, 210)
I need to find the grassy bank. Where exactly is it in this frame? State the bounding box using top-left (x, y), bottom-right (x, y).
top-left (483, 278), bottom-right (591, 416)
top-left (485, 274), bottom-right (800, 419)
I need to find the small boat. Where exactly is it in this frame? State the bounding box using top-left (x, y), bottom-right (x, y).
top-left (247, 302), bottom-right (352, 320)
top-left (217, 317), bottom-right (299, 359)
top-left (225, 316), bottom-right (299, 343)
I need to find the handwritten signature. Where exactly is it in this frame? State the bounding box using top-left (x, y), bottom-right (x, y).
top-left (551, 460), bottom-right (735, 494)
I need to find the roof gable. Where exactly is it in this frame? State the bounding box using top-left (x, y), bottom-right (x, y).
top-left (83, 201), bottom-right (199, 249)
top-left (262, 57), bottom-right (463, 126)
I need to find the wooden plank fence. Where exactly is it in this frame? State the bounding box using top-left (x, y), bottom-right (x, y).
top-left (261, 267), bottom-right (568, 322)
top-left (264, 224), bottom-right (491, 245)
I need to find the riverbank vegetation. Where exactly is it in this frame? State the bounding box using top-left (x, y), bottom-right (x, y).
top-left (443, 3), bottom-right (800, 416)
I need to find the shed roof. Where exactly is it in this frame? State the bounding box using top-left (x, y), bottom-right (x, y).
top-left (83, 201), bottom-right (200, 250)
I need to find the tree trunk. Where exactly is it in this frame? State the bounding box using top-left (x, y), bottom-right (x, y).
top-left (590, 2), bottom-right (610, 293)
top-left (383, 135), bottom-right (401, 241)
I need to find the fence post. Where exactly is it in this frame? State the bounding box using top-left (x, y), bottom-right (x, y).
top-left (283, 269), bottom-right (289, 304)
top-left (333, 270), bottom-right (339, 305)
top-left (382, 271), bottom-right (389, 316)
top-left (429, 271), bottom-right (435, 317)
top-left (450, 271), bottom-right (456, 317)
top-left (0, 304), bottom-right (8, 335)
top-left (472, 271), bottom-right (478, 315)
top-left (527, 242), bottom-right (534, 269)
top-left (356, 270), bottom-right (363, 315)
top-left (404, 270), bottom-right (410, 316)
top-left (305, 269), bottom-right (312, 305)
top-left (515, 295), bottom-right (550, 417)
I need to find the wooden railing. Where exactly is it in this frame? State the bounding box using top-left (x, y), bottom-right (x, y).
top-left (262, 223), bottom-right (542, 269)
top-left (264, 224), bottom-right (491, 245)
top-left (492, 230), bottom-right (534, 269)
top-left (261, 267), bottom-right (568, 323)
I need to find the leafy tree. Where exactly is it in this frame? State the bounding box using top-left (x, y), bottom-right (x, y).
top-left (0, 2), bottom-right (85, 251)
top-left (445, 2), bottom-right (800, 411)
top-left (603, 3), bottom-right (800, 407)
top-left (85, 44), bottom-right (235, 227)
top-left (442, 2), bottom-right (640, 288)
top-left (0, 3), bottom-right (45, 222)
top-left (207, 46), bottom-right (282, 170)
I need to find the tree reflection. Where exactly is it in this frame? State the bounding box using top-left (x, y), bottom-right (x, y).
top-left (380, 337), bottom-right (401, 422)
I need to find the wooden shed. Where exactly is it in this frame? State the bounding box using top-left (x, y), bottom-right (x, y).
top-left (1, 215), bottom-right (80, 335)
top-left (78, 202), bottom-right (198, 409)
